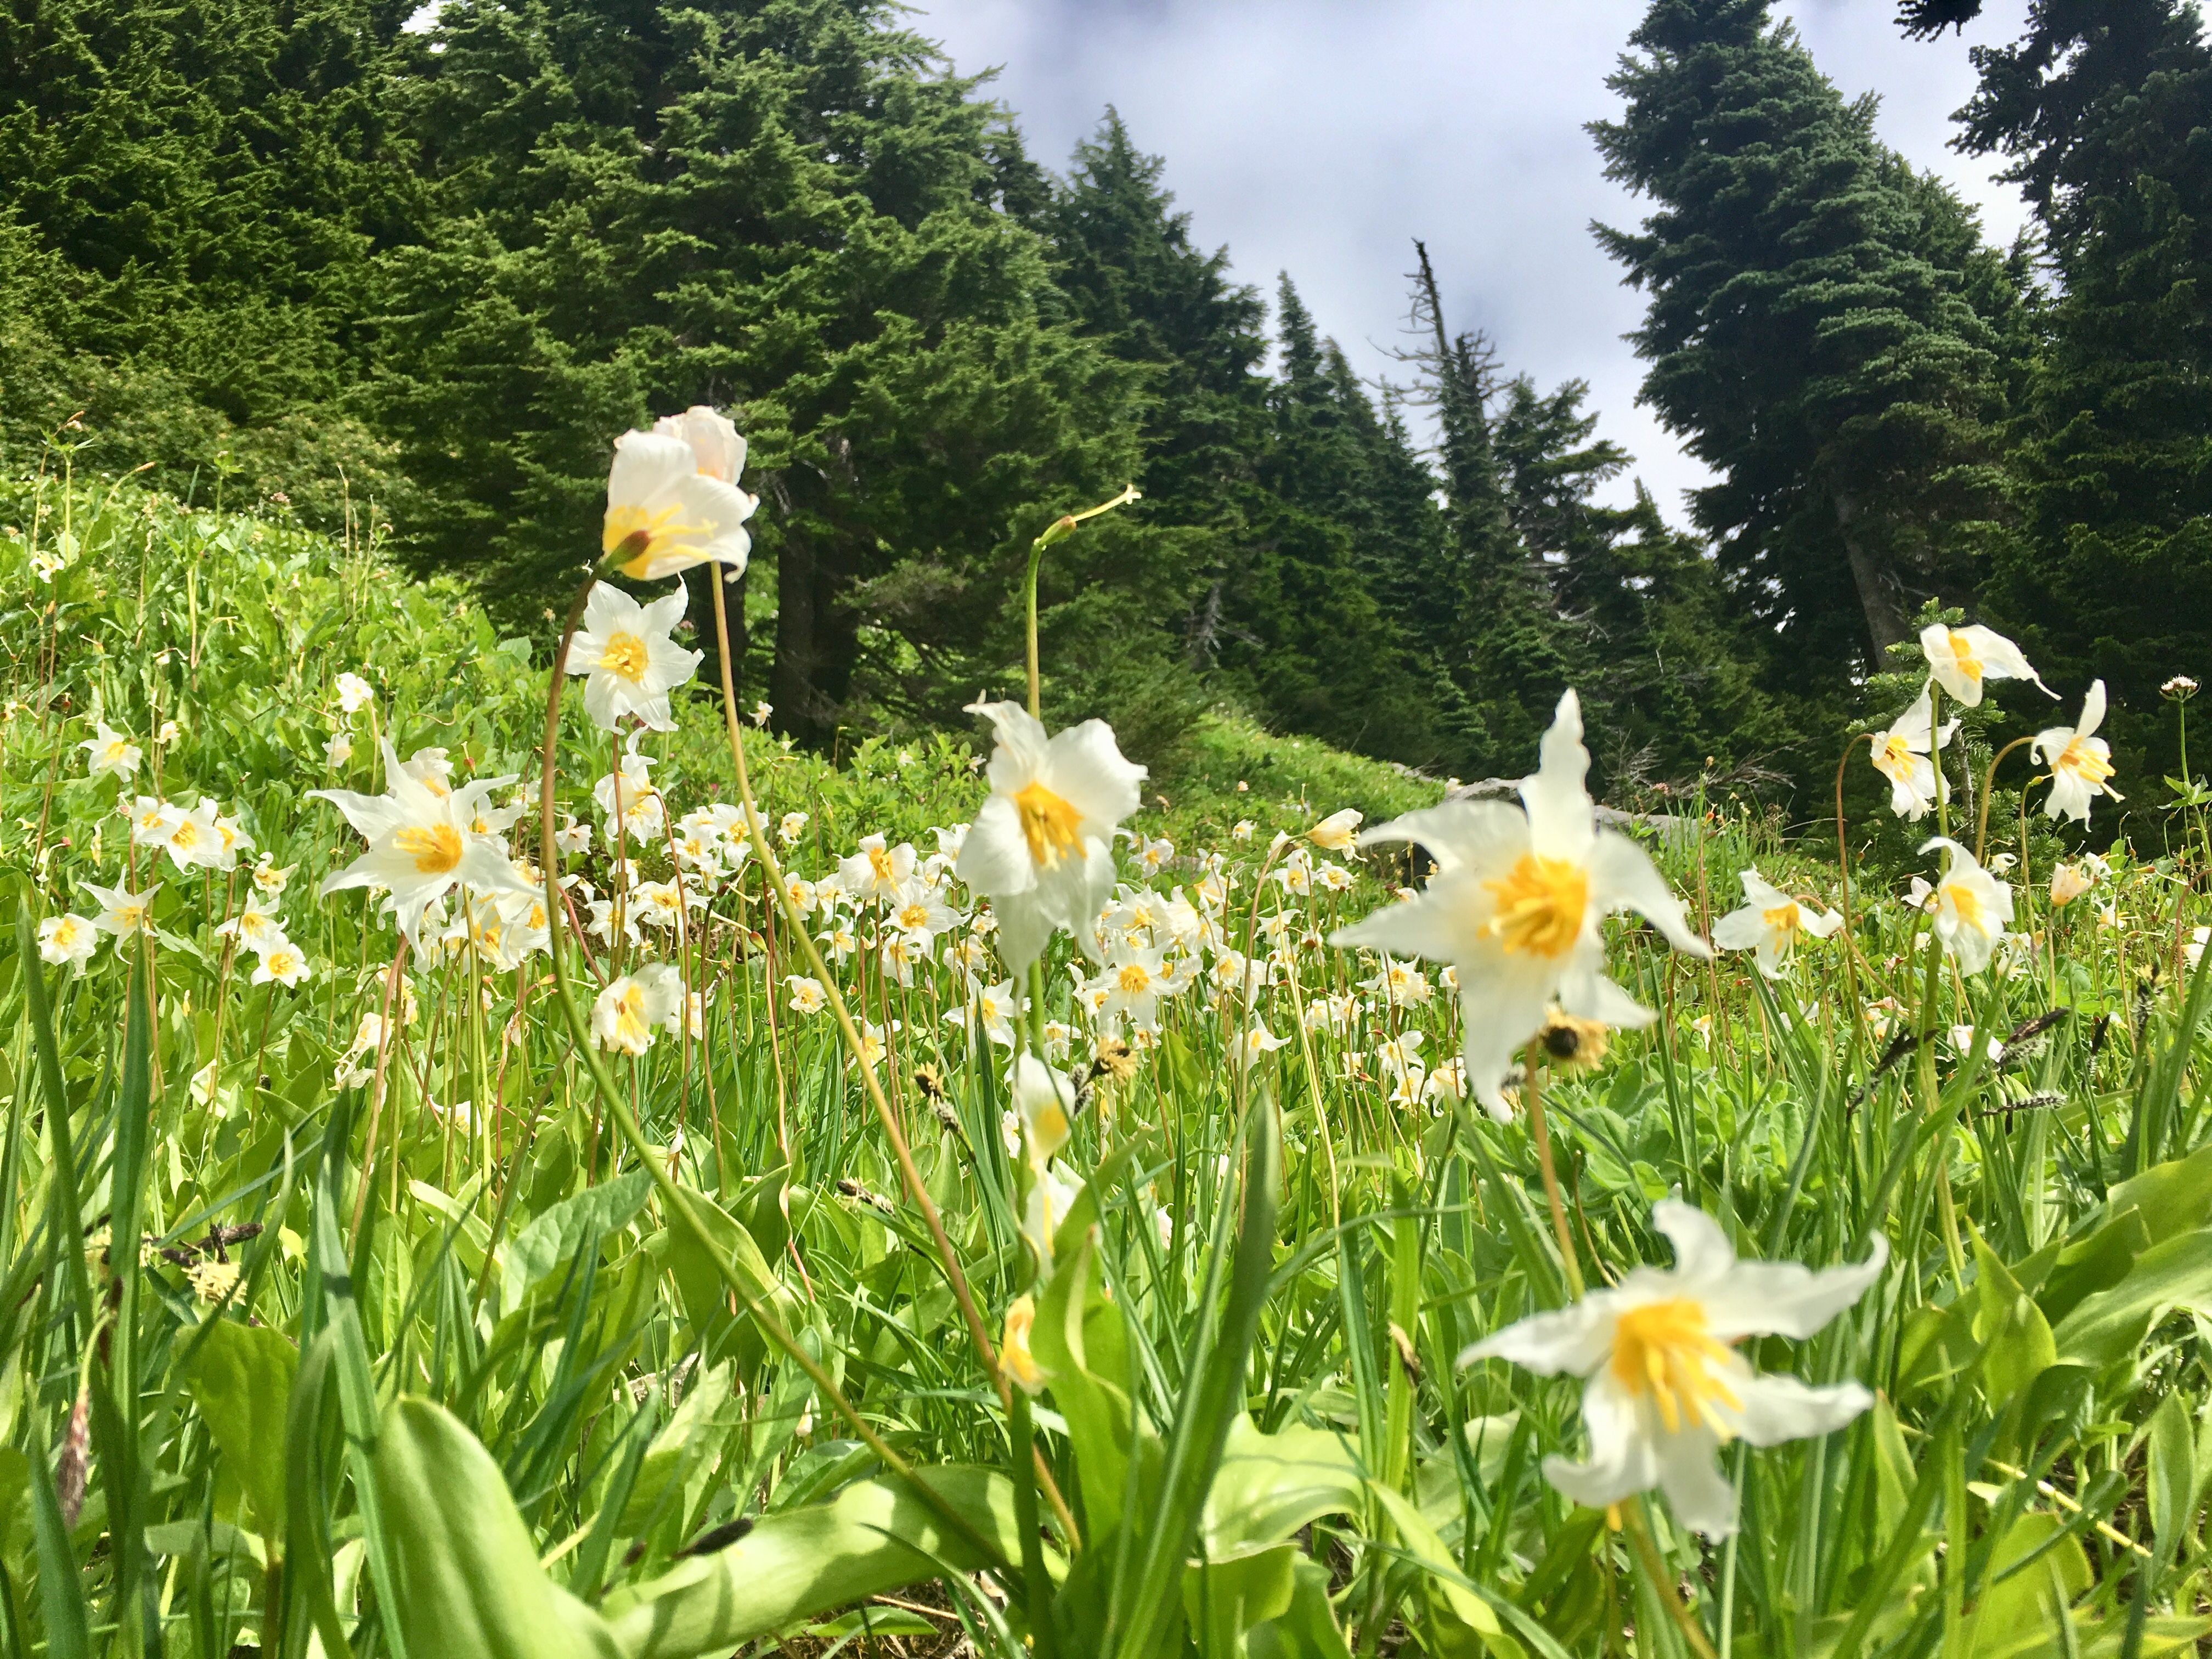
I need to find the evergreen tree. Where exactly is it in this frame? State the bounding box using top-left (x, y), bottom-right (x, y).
top-left (1592, 0), bottom-right (2015, 692)
top-left (375, 0), bottom-right (1167, 752)
top-left (1959, 0), bottom-right (2212, 786)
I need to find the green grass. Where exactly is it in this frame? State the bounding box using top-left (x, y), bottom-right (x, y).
top-left (0, 469), bottom-right (2209, 1658)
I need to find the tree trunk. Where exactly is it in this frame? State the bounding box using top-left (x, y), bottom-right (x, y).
top-left (772, 525), bottom-right (827, 747)
top-left (1835, 493), bottom-right (1911, 656)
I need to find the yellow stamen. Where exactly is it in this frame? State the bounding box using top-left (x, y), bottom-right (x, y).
top-left (1761, 902), bottom-right (1800, 939)
top-left (1481, 854), bottom-right (1588, 958)
top-left (1946, 629), bottom-right (1983, 682)
top-left (599, 631), bottom-right (650, 684)
top-left (2058, 738), bottom-right (2113, 785)
top-left (1944, 881), bottom-right (1984, 932)
top-left (1014, 781), bottom-right (1084, 868)
top-left (1610, 1299), bottom-right (1743, 1437)
top-left (1116, 963), bottom-right (1151, 994)
top-left (604, 501), bottom-right (709, 575)
top-left (392, 823), bottom-right (464, 876)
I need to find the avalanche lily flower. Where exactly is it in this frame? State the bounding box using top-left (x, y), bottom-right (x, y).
top-left (1921, 837), bottom-right (2013, 975)
top-left (563, 582), bottom-right (701, 732)
top-left (1335, 692), bottom-right (1708, 1121)
top-left (1869, 690), bottom-right (1960, 821)
top-left (38, 913), bottom-right (98, 969)
top-left (1309, 808), bottom-right (1363, 851)
top-left (1012, 1052), bottom-right (1077, 1164)
top-left (602, 424), bottom-right (756, 581)
top-left (1001, 1296), bottom-right (1048, 1395)
top-left (1712, 870), bottom-right (1843, 979)
top-left (786, 975), bottom-right (828, 1016)
top-left (2032, 680), bottom-right (2122, 823)
top-left (2049, 862), bottom-right (2091, 908)
top-left (335, 672), bottom-right (375, 714)
top-left (80, 721), bottom-right (141, 781)
top-left (592, 962), bottom-right (684, 1056)
top-left (251, 941), bottom-right (312, 988)
top-left (312, 740), bottom-right (523, 943)
top-left (955, 701), bottom-right (1146, 973)
top-left (1463, 1200), bottom-right (1885, 1539)
top-left (1919, 623), bottom-right (2052, 707)
top-left (85, 880), bottom-right (160, 939)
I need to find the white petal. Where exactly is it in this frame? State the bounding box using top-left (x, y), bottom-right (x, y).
top-left (991, 890), bottom-right (1055, 974)
top-left (1461, 1297), bottom-right (1617, 1376)
top-left (1457, 962), bottom-right (1556, 1119)
top-left (1653, 1420), bottom-right (1739, 1538)
top-left (1331, 884), bottom-right (1475, 964)
top-left (607, 432), bottom-right (693, 509)
top-left (1521, 691), bottom-right (1596, 860)
top-left (1724, 1370), bottom-right (1874, 1448)
top-left (1711, 905), bottom-right (1766, 950)
top-left (1555, 957), bottom-right (1655, 1029)
top-left (1043, 719), bottom-right (1146, 834)
top-left (2078, 679), bottom-right (2107, 737)
top-left (1697, 1233), bottom-right (1888, 1341)
top-left (1356, 800), bottom-right (1528, 873)
top-left (956, 798), bottom-right (1036, 898)
top-left (1540, 1374), bottom-right (1659, 1512)
top-left (1651, 1200), bottom-right (1737, 1284)
top-left (642, 584), bottom-right (690, 633)
top-left (1589, 832), bottom-right (1708, 956)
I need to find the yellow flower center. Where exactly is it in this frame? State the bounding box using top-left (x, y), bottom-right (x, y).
top-left (1874, 734), bottom-right (1915, 779)
top-left (603, 501), bottom-right (707, 574)
top-left (2058, 737), bottom-right (2113, 785)
top-left (52, 918), bottom-right (78, 946)
top-left (170, 821), bottom-right (200, 850)
top-left (614, 986), bottom-right (648, 1047)
top-left (1481, 854), bottom-right (1588, 959)
top-left (899, 903), bottom-right (929, 931)
top-left (1117, 963), bottom-right (1152, 994)
top-left (1761, 902), bottom-right (1800, 939)
top-left (1944, 880), bottom-right (1985, 933)
top-left (114, 905), bottom-right (145, 931)
top-left (1610, 1299), bottom-right (1742, 1436)
top-left (599, 631), bottom-right (651, 684)
top-left (1014, 780), bottom-right (1084, 868)
top-left (1946, 629), bottom-right (1983, 682)
top-left (868, 844), bottom-right (896, 883)
top-left (103, 741), bottom-right (128, 763)
top-left (268, 951), bottom-right (297, 977)
top-left (392, 823), bottom-right (464, 876)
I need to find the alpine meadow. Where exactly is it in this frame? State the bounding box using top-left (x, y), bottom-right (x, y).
top-left (11, 1), bottom-right (2212, 1655)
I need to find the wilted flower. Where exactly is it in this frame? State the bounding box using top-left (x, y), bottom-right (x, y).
top-left (1919, 623), bottom-right (2051, 708)
top-left (1921, 838), bottom-right (2013, 974)
top-left (2033, 680), bottom-right (2122, 824)
top-left (563, 582), bottom-right (701, 732)
top-left (1335, 692), bottom-right (1708, 1121)
top-left (80, 721), bottom-right (141, 781)
top-left (1712, 869), bottom-right (1844, 979)
top-left (1869, 690), bottom-right (1959, 821)
top-left (1463, 1200), bottom-right (1884, 1539)
top-left (955, 701), bottom-right (1145, 973)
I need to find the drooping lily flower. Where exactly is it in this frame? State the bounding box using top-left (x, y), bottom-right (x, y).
top-left (312, 740), bottom-right (523, 944)
top-left (955, 701), bottom-right (1145, 973)
top-left (602, 422), bottom-right (756, 582)
top-left (1919, 623), bottom-right (2052, 707)
top-left (1463, 1200), bottom-right (1884, 1539)
top-left (1920, 837), bottom-right (2013, 974)
top-left (1869, 689), bottom-right (1959, 821)
top-left (2032, 679), bottom-right (2123, 824)
top-left (1712, 869), bottom-right (1843, 980)
top-left (1332, 691), bottom-right (1708, 1121)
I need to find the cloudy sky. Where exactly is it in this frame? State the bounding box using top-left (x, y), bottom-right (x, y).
top-left (908, 0), bottom-right (2036, 516)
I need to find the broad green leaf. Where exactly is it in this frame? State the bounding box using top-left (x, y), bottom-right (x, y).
top-left (371, 1396), bottom-right (621, 1659)
top-left (1200, 1417), bottom-right (1364, 1558)
top-left (651, 1183), bottom-right (804, 1373)
top-left (1366, 1481), bottom-right (1509, 1646)
top-left (1032, 1222), bottom-right (1139, 1538)
top-left (1973, 1232), bottom-right (2055, 1400)
top-left (2148, 1390), bottom-right (2196, 1563)
top-left (179, 1319), bottom-right (297, 1547)
top-left (601, 1466), bottom-right (1028, 1659)
top-left (1181, 1543), bottom-right (1297, 1658)
top-left (504, 1167), bottom-right (652, 1318)
top-left (1245, 1559), bottom-right (1354, 1659)
top-left (2052, 1229), bottom-right (2212, 1368)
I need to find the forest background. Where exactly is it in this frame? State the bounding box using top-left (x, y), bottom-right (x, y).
top-left (2, 0), bottom-right (2206, 837)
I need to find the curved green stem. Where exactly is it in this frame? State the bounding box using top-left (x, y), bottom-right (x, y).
top-left (1974, 735), bottom-right (2038, 865)
top-left (1024, 484), bottom-right (1138, 719)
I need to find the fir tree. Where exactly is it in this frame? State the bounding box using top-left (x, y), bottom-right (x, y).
top-left (1960, 0), bottom-right (2212, 787)
top-left (1592, 0), bottom-right (2014, 689)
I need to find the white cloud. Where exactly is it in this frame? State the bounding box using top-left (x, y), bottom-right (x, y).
top-left (913, 0), bottom-right (2034, 518)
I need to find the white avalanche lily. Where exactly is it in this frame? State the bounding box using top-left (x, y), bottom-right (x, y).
top-left (2032, 679), bottom-right (2123, 824)
top-left (1332, 691), bottom-right (1708, 1122)
top-left (38, 913), bottom-right (98, 968)
top-left (602, 426), bottom-right (755, 582)
top-left (1711, 870), bottom-right (1843, 980)
top-left (1918, 623), bottom-right (2052, 707)
top-left (1463, 1200), bottom-right (1886, 1539)
top-left (312, 740), bottom-right (523, 944)
top-left (1011, 1051), bottom-right (1077, 1165)
top-left (592, 962), bottom-right (684, 1055)
top-left (1921, 837), bottom-right (2013, 974)
top-left (955, 701), bottom-right (1146, 973)
top-left (80, 721), bottom-right (142, 781)
top-left (563, 582), bottom-right (701, 732)
top-left (84, 881), bottom-right (160, 940)
top-left (1869, 689), bottom-right (1959, 821)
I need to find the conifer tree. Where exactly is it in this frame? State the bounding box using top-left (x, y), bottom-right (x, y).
top-left (1959, 0), bottom-right (2212, 782)
top-left (1593, 0), bottom-right (2013, 689)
